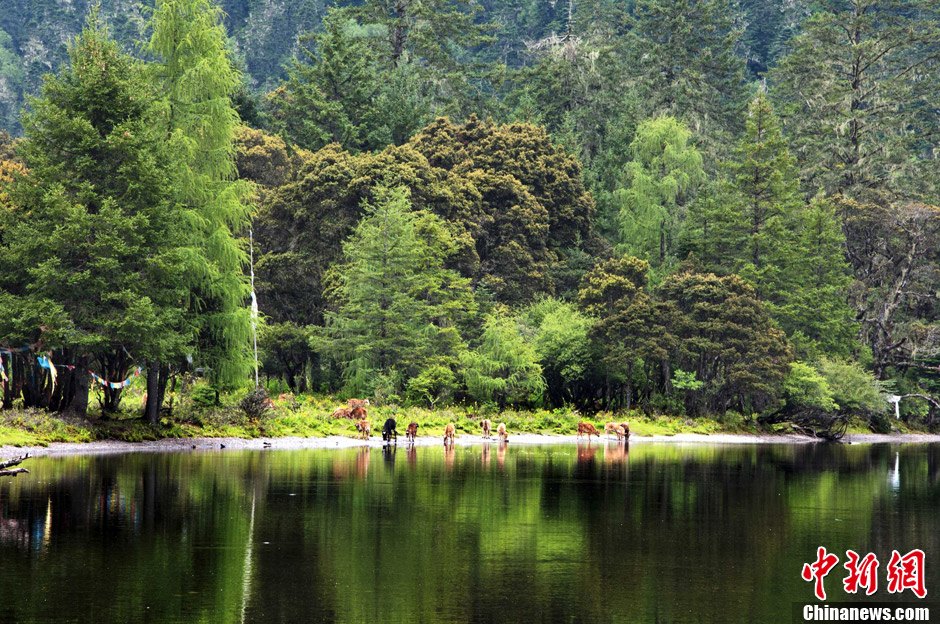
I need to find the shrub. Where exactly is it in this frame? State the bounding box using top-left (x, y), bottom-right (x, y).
top-left (190, 383), bottom-right (218, 408)
top-left (240, 387), bottom-right (273, 421)
top-left (783, 362), bottom-right (837, 412)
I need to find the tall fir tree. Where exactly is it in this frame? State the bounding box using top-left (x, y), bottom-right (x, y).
top-left (325, 187), bottom-right (474, 397)
top-left (150, 0), bottom-right (253, 394)
top-left (715, 91), bottom-right (802, 298)
top-left (626, 0), bottom-right (749, 156)
top-left (266, 9), bottom-right (388, 152)
top-left (772, 0), bottom-right (940, 200)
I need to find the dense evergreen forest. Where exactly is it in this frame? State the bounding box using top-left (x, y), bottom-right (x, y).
top-left (0, 0), bottom-right (938, 434)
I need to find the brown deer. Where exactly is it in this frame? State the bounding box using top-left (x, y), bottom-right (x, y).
top-left (577, 421), bottom-right (600, 440)
top-left (406, 421), bottom-right (419, 444)
top-left (443, 422), bottom-right (456, 446)
top-left (355, 419), bottom-right (370, 440)
top-left (481, 419), bottom-right (492, 439)
top-left (496, 422), bottom-right (508, 443)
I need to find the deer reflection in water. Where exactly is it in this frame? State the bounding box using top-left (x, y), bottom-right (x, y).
top-left (444, 442), bottom-right (456, 471)
top-left (604, 440), bottom-right (629, 464)
top-left (355, 447), bottom-right (370, 479)
top-left (577, 442), bottom-right (598, 464)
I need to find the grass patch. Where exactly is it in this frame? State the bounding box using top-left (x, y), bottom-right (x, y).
top-left (0, 393), bottom-right (926, 447)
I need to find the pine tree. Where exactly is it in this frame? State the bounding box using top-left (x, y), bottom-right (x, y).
top-left (460, 309), bottom-right (545, 408)
top-left (777, 196), bottom-right (856, 357)
top-left (626, 0), bottom-right (749, 155)
top-left (149, 0), bottom-right (253, 393)
top-left (725, 91), bottom-right (801, 300)
top-left (266, 9), bottom-right (386, 152)
top-left (772, 0), bottom-right (940, 199)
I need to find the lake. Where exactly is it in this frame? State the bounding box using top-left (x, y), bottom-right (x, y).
top-left (0, 442), bottom-right (936, 623)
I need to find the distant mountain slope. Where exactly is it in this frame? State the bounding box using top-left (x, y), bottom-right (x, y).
top-left (0, 0), bottom-right (327, 133)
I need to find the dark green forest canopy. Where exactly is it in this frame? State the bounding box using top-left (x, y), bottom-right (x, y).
top-left (0, 0), bottom-right (938, 427)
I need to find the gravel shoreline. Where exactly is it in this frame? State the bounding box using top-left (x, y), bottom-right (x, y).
top-left (2, 431), bottom-right (939, 458)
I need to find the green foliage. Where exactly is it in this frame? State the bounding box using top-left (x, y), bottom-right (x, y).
top-left (771, 0), bottom-right (940, 199)
top-left (672, 369), bottom-right (704, 392)
top-left (783, 362), bottom-right (837, 412)
top-left (0, 14), bottom-right (193, 413)
top-left (657, 271), bottom-right (792, 415)
top-left (817, 358), bottom-right (888, 416)
top-left (626, 0), bottom-right (748, 156)
top-left (150, 0), bottom-right (253, 388)
top-left (190, 383), bottom-right (219, 408)
top-left (461, 310), bottom-right (545, 408)
top-left (325, 187), bottom-right (473, 396)
top-left (520, 298), bottom-right (595, 407)
top-left (614, 117), bottom-right (704, 265)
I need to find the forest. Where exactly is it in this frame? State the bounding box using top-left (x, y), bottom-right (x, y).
top-left (0, 0), bottom-right (938, 435)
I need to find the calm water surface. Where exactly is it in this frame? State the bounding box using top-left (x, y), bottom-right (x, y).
top-left (0, 442), bottom-right (937, 623)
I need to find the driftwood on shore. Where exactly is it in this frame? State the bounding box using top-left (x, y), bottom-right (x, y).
top-left (0, 453), bottom-right (30, 477)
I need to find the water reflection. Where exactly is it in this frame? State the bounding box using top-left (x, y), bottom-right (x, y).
top-left (0, 443), bottom-right (937, 623)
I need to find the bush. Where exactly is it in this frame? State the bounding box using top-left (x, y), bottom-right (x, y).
top-left (190, 383), bottom-right (218, 408)
top-left (784, 362), bottom-right (837, 412)
top-left (240, 388), bottom-right (273, 421)
top-left (817, 358), bottom-right (887, 415)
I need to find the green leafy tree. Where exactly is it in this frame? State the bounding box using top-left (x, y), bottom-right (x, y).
top-left (613, 117), bottom-right (704, 266)
top-left (772, 0), bottom-right (940, 199)
top-left (578, 255), bottom-right (666, 411)
top-left (266, 10), bottom-right (387, 152)
top-left (520, 298), bottom-right (596, 408)
top-left (783, 362), bottom-right (838, 412)
top-left (817, 357), bottom-right (888, 416)
top-left (723, 91), bottom-right (800, 280)
top-left (0, 15), bottom-right (190, 417)
top-left (657, 271), bottom-right (792, 415)
top-left (150, 0), bottom-right (253, 397)
top-left (325, 188), bottom-right (473, 396)
top-left (461, 310), bottom-right (545, 408)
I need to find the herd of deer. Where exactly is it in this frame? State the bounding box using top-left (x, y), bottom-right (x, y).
top-left (333, 399), bottom-right (631, 445)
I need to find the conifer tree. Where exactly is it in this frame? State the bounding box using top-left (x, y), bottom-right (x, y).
top-left (0, 14), bottom-right (190, 416)
top-left (614, 116), bottom-right (704, 266)
top-left (626, 0), bottom-right (748, 155)
top-left (149, 0), bottom-right (253, 394)
top-left (772, 0), bottom-right (940, 199)
top-left (326, 188), bottom-right (473, 396)
top-left (266, 9), bottom-right (387, 152)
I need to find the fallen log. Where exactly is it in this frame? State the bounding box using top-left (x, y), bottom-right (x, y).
top-left (0, 454), bottom-right (30, 477)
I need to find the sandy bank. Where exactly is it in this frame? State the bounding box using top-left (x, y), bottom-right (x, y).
top-left (1, 431), bottom-right (939, 458)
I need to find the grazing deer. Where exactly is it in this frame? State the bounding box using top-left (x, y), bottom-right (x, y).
top-left (619, 422), bottom-right (631, 440)
top-left (355, 419), bottom-right (370, 440)
top-left (382, 418), bottom-right (398, 443)
top-left (577, 421), bottom-right (600, 440)
top-left (481, 419), bottom-right (492, 439)
top-left (443, 422), bottom-right (456, 446)
top-left (406, 421), bottom-right (419, 444)
top-left (614, 425), bottom-right (627, 442)
top-left (350, 406), bottom-right (368, 421)
top-left (496, 422), bottom-right (508, 443)
top-left (604, 422), bottom-right (619, 439)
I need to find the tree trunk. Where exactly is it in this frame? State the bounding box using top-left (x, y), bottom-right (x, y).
top-left (145, 360), bottom-right (160, 425)
top-left (64, 358), bottom-right (90, 418)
